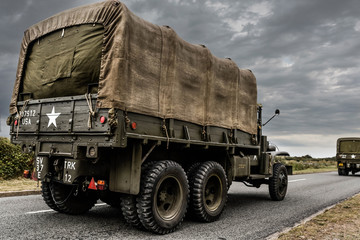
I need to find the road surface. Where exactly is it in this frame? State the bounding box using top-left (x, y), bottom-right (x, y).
top-left (1, 172), bottom-right (360, 239)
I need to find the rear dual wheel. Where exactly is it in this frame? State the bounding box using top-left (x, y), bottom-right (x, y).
top-left (120, 195), bottom-right (143, 229)
top-left (41, 180), bottom-right (98, 214)
top-left (41, 181), bottom-right (61, 212)
top-left (188, 161), bottom-right (228, 222)
top-left (339, 169), bottom-right (349, 176)
top-left (137, 160), bottom-right (189, 234)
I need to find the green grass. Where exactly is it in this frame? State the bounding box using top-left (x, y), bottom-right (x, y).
top-left (275, 156), bottom-right (337, 174)
top-left (293, 166), bottom-right (337, 175)
top-left (0, 177), bottom-right (39, 192)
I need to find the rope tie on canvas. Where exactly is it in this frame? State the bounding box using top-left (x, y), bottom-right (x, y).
top-left (85, 93), bottom-right (96, 129)
top-left (15, 99), bottom-right (30, 138)
top-left (162, 119), bottom-right (170, 149)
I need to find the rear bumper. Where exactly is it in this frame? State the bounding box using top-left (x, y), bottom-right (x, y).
top-left (337, 161), bottom-right (360, 169)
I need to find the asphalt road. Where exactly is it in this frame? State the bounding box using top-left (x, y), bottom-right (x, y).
top-left (1, 172), bottom-right (360, 240)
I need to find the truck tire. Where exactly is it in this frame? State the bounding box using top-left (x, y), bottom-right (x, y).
top-left (137, 160), bottom-right (189, 234)
top-left (189, 161), bottom-right (228, 222)
top-left (338, 168), bottom-right (343, 175)
top-left (121, 161), bottom-right (154, 229)
top-left (50, 181), bottom-right (98, 214)
top-left (269, 163), bottom-right (288, 201)
top-left (186, 162), bottom-right (202, 219)
top-left (120, 195), bottom-right (143, 229)
top-left (41, 181), bottom-right (61, 212)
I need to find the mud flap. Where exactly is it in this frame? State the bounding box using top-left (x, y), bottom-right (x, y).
top-left (109, 142), bottom-right (142, 195)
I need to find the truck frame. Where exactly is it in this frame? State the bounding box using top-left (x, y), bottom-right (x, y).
top-left (7, 1), bottom-right (289, 234)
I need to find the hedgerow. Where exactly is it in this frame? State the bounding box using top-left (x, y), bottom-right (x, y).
top-left (0, 137), bottom-right (34, 180)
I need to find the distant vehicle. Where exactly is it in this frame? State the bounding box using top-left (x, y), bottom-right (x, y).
top-left (336, 137), bottom-right (360, 175)
top-left (8, 0), bottom-right (289, 234)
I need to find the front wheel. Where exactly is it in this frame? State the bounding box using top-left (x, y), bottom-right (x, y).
top-left (137, 160), bottom-right (189, 234)
top-left (269, 163), bottom-right (288, 201)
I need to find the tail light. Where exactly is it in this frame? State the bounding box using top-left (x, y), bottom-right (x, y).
top-left (88, 177), bottom-right (107, 191)
top-left (23, 170), bottom-right (30, 178)
top-left (97, 180), bottom-right (106, 190)
top-left (100, 116), bottom-right (106, 124)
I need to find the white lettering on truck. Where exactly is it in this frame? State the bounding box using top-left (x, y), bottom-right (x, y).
top-left (64, 160), bottom-right (76, 170)
top-left (36, 157), bottom-right (44, 179)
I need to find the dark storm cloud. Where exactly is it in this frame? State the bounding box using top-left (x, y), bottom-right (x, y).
top-left (1, 0), bottom-right (359, 156)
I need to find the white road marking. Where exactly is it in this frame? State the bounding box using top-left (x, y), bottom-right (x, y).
top-left (25, 203), bottom-right (107, 214)
top-left (95, 203), bottom-right (107, 206)
top-left (288, 178), bottom-right (306, 183)
top-left (26, 209), bottom-right (54, 214)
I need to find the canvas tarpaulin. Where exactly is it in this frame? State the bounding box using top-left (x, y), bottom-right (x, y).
top-left (21, 24), bottom-right (103, 98)
top-left (10, 0), bottom-right (258, 134)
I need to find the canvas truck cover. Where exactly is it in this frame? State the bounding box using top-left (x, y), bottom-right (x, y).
top-left (338, 138), bottom-right (360, 153)
top-left (10, 0), bottom-right (257, 134)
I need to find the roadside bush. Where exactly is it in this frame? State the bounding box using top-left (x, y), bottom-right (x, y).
top-left (276, 156), bottom-right (336, 171)
top-left (0, 137), bottom-right (34, 180)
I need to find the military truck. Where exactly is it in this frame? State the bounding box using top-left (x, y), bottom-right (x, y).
top-left (7, 1), bottom-right (289, 234)
top-left (337, 138), bottom-right (360, 175)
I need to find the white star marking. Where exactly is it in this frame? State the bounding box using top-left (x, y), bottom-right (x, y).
top-left (46, 106), bottom-right (61, 128)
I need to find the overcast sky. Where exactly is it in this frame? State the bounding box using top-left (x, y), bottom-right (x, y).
top-left (1, 0), bottom-right (359, 157)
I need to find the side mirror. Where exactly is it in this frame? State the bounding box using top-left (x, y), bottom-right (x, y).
top-left (263, 109), bottom-right (281, 127)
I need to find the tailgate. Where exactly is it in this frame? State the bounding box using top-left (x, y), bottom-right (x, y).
top-left (14, 95), bottom-right (108, 134)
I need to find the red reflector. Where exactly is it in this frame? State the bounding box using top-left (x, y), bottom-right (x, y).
top-left (14, 119), bottom-right (18, 126)
top-left (131, 122), bottom-right (137, 130)
top-left (88, 177), bottom-right (97, 190)
top-left (100, 116), bottom-right (106, 124)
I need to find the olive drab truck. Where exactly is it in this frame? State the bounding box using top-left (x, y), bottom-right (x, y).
top-left (337, 138), bottom-right (360, 175)
top-left (7, 1), bottom-right (289, 234)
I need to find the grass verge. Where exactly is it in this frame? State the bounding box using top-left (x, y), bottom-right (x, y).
top-left (0, 177), bottom-right (39, 192)
top-left (277, 193), bottom-right (360, 239)
top-left (293, 166), bottom-right (337, 175)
